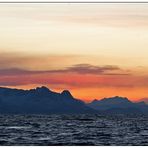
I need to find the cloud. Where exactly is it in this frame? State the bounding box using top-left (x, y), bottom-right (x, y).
top-left (0, 72), bottom-right (147, 89)
top-left (53, 64), bottom-right (122, 75)
top-left (0, 52), bottom-right (90, 71)
top-left (2, 4), bottom-right (148, 28)
top-left (0, 63), bottom-right (128, 76)
top-left (0, 62), bottom-right (131, 88)
top-left (0, 63), bottom-right (133, 88)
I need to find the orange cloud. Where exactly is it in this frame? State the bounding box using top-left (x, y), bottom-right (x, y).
top-left (0, 66), bottom-right (147, 88)
top-left (0, 62), bottom-right (148, 102)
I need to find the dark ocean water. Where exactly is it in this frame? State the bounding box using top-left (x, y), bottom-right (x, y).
top-left (0, 114), bottom-right (148, 146)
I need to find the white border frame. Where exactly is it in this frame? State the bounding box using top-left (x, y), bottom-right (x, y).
top-left (0, 0), bottom-right (148, 3)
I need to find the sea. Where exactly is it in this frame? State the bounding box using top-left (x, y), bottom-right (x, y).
top-left (0, 114), bottom-right (148, 146)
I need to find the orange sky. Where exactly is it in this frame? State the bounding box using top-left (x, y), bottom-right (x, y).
top-left (0, 3), bottom-right (148, 102)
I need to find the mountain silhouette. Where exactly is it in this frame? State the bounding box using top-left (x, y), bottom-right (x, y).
top-left (0, 86), bottom-right (96, 114)
top-left (0, 86), bottom-right (148, 115)
top-left (87, 96), bottom-right (148, 115)
top-left (88, 96), bottom-right (133, 110)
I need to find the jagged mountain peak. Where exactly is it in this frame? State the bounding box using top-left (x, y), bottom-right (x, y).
top-left (36, 86), bottom-right (50, 91)
top-left (61, 90), bottom-right (73, 98)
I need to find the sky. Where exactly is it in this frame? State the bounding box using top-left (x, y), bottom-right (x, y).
top-left (0, 3), bottom-right (148, 102)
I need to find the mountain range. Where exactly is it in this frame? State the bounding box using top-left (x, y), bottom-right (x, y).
top-left (87, 96), bottom-right (148, 115)
top-left (0, 86), bottom-right (148, 115)
top-left (0, 86), bottom-right (96, 114)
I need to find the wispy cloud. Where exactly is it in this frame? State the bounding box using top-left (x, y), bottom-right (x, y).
top-left (1, 4), bottom-right (148, 28)
top-left (0, 52), bottom-right (85, 70)
top-left (0, 63), bottom-right (128, 76)
top-left (0, 71), bottom-right (147, 89)
top-left (51, 64), bottom-right (127, 75)
top-left (0, 62), bottom-right (132, 88)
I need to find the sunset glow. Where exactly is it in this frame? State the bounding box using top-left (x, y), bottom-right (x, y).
top-left (1, 3), bottom-right (148, 102)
